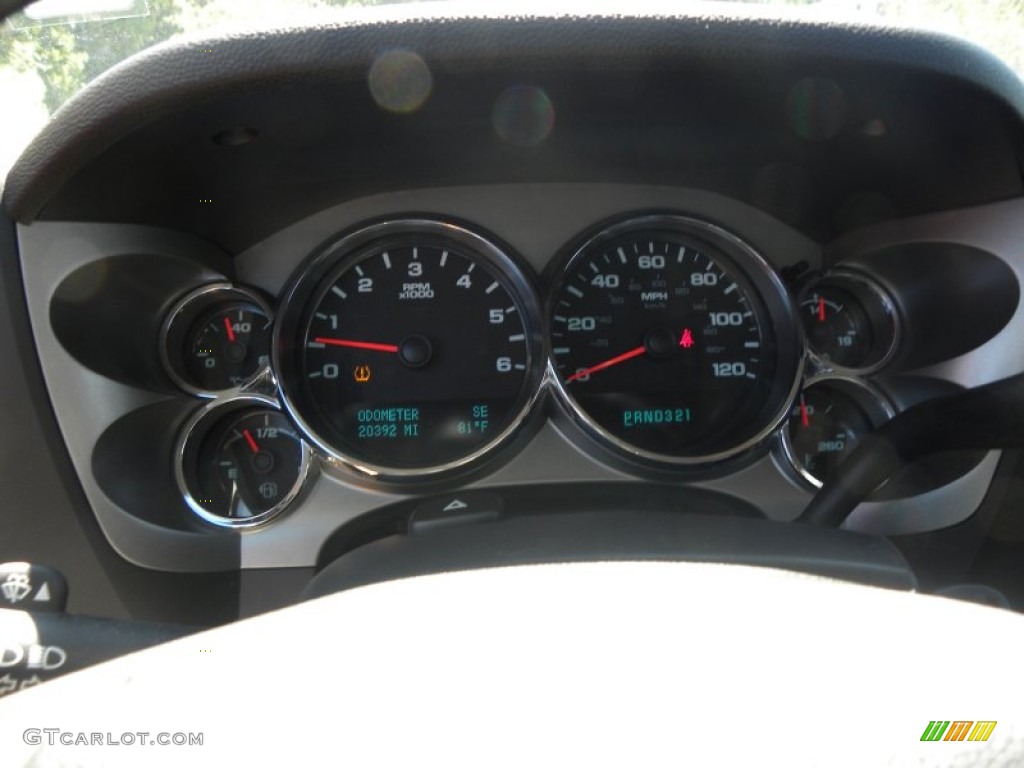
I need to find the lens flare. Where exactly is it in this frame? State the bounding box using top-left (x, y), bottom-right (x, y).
top-left (368, 49), bottom-right (433, 114)
top-left (786, 77), bottom-right (847, 141)
top-left (492, 85), bottom-right (555, 147)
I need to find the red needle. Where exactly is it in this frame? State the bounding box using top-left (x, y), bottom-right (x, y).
top-left (242, 429), bottom-right (260, 454)
top-left (223, 316), bottom-right (236, 342)
top-left (799, 396), bottom-right (810, 428)
top-left (817, 297), bottom-right (826, 323)
top-left (314, 337), bottom-right (400, 353)
top-left (566, 345), bottom-right (647, 383)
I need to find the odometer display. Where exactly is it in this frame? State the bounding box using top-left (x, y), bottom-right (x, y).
top-left (275, 220), bottom-right (541, 479)
top-left (548, 215), bottom-right (802, 465)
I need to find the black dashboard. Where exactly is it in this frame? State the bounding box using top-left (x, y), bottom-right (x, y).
top-left (4, 10), bottom-right (1024, 626)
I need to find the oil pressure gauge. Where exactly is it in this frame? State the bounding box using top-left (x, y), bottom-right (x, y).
top-left (161, 283), bottom-right (274, 396)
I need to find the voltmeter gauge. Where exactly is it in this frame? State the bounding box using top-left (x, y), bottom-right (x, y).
top-left (161, 283), bottom-right (274, 396)
top-left (800, 271), bottom-right (898, 374)
top-left (176, 397), bottom-right (313, 528)
top-left (780, 377), bottom-right (894, 488)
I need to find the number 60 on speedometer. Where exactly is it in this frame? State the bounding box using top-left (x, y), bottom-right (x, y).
top-left (546, 214), bottom-right (803, 470)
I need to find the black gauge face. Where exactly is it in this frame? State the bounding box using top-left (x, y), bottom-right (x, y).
top-left (161, 284), bottom-right (274, 396)
top-left (549, 217), bottom-right (802, 463)
top-left (184, 303), bottom-right (272, 391)
top-left (786, 387), bottom-right (870, 484)
top-left (276, 223), bottom-right (541, 476)
top-left (801, 288), bottom-right (872, 368)
top-left (783, 380), bottom-right (892, 486)
top-left (183, 407), bottom-right (308, 526)
top-left (800, 276), bottom-right (897, 372)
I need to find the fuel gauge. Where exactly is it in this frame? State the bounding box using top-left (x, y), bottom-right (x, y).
top-left (781, 378), bottom-right (894, 488)
top-left (176, 397), bottom-right (313, 528)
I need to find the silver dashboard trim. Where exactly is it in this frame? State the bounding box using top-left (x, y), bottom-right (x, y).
top-left (14, 185), bottom-right (1021, 570)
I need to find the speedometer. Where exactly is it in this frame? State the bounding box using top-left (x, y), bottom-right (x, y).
top-left (274, 219), bottom-right (543, 483)
top-left (547, 214), bottom-right (802, 468)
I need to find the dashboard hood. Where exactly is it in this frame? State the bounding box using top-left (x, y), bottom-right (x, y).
top-left (5, 11), bottom-right (1023, 254)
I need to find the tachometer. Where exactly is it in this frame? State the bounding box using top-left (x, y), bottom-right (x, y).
top-left (547, 214), bottom-right (802, 468)
top-left (274, 219), bottom-right (543, 482)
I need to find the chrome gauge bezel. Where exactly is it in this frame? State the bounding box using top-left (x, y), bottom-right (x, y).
top-left (174, 394), bottom-right (315, 529)
top-left (544, 213), bottom-right (805, 470)
top-left (800, 268), bottom-right (901, 377)
top-left (777, 374), bottom-right (896, 490)
top-left (272, 217), bottom-right (546, 485)
top-left (159, 282), bottom-right (275, 398)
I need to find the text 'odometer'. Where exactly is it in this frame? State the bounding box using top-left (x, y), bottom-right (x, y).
top-left (275, 220), bottom-right (542, 480)
top-left (548, 215), bottom-right (802, 466)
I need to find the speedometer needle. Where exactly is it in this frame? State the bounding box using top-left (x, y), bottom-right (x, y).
top-left (314, 337), bottom-right (400, 353)
top-left (565, 345), bottom-right (647, 383)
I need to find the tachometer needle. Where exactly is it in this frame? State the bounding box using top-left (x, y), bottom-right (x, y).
top-left (566, 345), bottom-right (647, 383)
top-left (799, 396), bottom-right (810, 428)
top-left (223, 316), bottom-right (236, 342)
top-left (242, 429), bottom-right (260, 454)
top-left (817, 297), bottom-right (826, 323)
top-left (313, 337), bottom-right (400, 353)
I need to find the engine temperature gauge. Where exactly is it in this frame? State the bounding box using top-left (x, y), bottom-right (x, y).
top-left (781, 378), bottom-right (894, 487)
top-left (176, 397), bottom-right (313, 528)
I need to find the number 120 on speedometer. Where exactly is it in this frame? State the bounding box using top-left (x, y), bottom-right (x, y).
top-left (547, 215), bottom-right (802, 468)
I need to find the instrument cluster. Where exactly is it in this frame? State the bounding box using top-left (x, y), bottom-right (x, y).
top-left (161, 212), bottom-right (907, 528)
